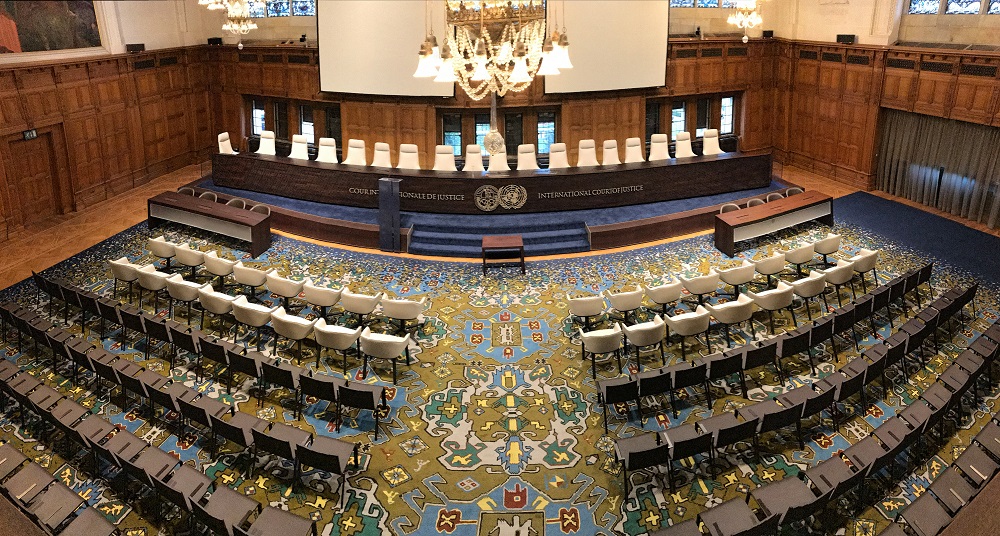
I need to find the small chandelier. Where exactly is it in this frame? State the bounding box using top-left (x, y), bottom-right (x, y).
top-left (414, 0), bottom-right (572, 101)
top-left (199, 0), bottom-right (227, 10)
top-left (727, 0), bottom-right (763, 42)
top-left (223, 0), bottom-right (258, 35)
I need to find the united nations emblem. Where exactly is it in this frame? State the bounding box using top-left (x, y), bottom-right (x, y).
top-left (475, 185), bottom-right (500, 212)
top-left (498, 184), bottom-right (528, 209)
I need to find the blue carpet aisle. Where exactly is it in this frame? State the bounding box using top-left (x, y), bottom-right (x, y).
top-left (0, 191), bottom-right (998, 536)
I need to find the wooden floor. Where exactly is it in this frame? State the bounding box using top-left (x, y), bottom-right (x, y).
top-left (0, 162), bottom-right (991, 291)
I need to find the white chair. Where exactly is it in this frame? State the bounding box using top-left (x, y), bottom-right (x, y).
top-left (753, 252), bottom-right (786, 288)
top-left (109, 257), bottom-right (143, 301)
top-left (256, 130), bottom-right (276, 156)
top-left (812, 233), bottom-right (842, 268)
top-left (462, 144), bottom-right (485, 172)
top-left (649, 133), bottom-right (670, 161)
top-left (314, 319), bottom-right (362, 371)
top-left (381, 296), bottom-right (427, 335)
top-left (315, 137), bottom-right (338, 163)
top-left (818, 260), bottom-right (856, 307)
top-left (516, 144), bottom-right (539, 171)
top-left (218, 132), bottom-right (236, 154)
top-left (265, 272), bottom-right (305, 311)
top-left (702, 129), bottom-right (723, 156)
top-left (848, 248), bottom-right (880, 292)
top-left (577, 139), bottom-right (598, 167)
top-left (705, 294), bottom-right (756, 347)
top-left (302, 279), bottom-right (342, 320)
top-left (712, 260), bottom-right (755, 297)
top-left (359, 326), bottom-right (411, 384)
top-left (747, 281), bottom-right (797, 334)
top-left (601, 140), bottom-right (620, 166)
top-left (674, 132), bottom-right (695, 158)
top-left (147, 235), bottom-right (176, 271)
top-left (397, 143), bottom-right (420, 170)
top-left (568, 294), bottom-right (606, 330)
top-left (173, 244), bottom-right (205, 280)
top-left (233, 262), bottom-right (275, 302)
top-left (604, 286), bottom-right (644, 325)
top-left (165, 274), bottom-right (206, 323)
top-left (624, 137), bottom-right (644, 163)
top-left (622, 315), bottom-right (667, 369)
top-left (136, 266), bottom-right (170, 313)
top-left (371, 142), bottom-right (391, 168)
top-left (343, 138), bottom-right (367, 166)
top-left (289, 134), bottom-right (309, 160)
top-left (270, 307), bottom-right (317, 363)
top-left (643, 281), bottom-right (683, 315)
top-left (231, 295), bottom-right (278, 351)
top-left (578, 323), bottom-right (623, 379)
top-left (548, 143), bottom-right (569, 169)
top-left (488, 150), bottom-right (510, 172)
top-left (790, 270), bottom-right (828, 321)
top-left (679, 271), bottom-right (721, 305)
top-left (340, 288), bottom-right (383, 326)
top-left (432, 145), bottom-right (457, 171)
top-left (664, 306), bottom-right (712, 360)
top-left (203, 251), bottom-right (237, 289)
top-left (198, 284), bottom-right (236, 333)
top-left (782, 242), bottom-right (816, 278)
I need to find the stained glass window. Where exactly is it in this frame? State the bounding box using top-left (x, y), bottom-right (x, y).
top-left (697, 0), bottom-right (719, 6)
top-left (266, 0), bottom-right (290, 17)
top-left (671, 101), bottom-right (686, 140)
top-left (990, 0), bottom-right (1000, 12)
top-left (291, 0), bottom-right (315, 16)
top-left (475, 114), bottom-right (491, 156)
top-left (720, 97), bottom-right (735, 135)
top-left (670, 0), bottom-right (695, 7)
top-left (721, 0), bottom-right (739, 6)
top-left (299, 105), bottom-right (314, 142)
top-left (908, 0), bottom-right (940, 13)
top-left (443, 114), bottom-right (462, 156)
top-left (251, 99), bottom-right (265, 136)
top-left (247, 0), bottom-right (266, 18)
top-left (946, 0), bottom-right (981, 12)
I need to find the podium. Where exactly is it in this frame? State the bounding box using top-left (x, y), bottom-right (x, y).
top-left (378, 178), bottom-right (401, 252)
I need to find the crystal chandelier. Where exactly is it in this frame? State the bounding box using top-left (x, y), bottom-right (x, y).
top-left (727, 0), bottom-right (763, 42)
top-left (222, 0), bottom-right (258, 35)
top-left (414, 0), bottom-right (572, 101)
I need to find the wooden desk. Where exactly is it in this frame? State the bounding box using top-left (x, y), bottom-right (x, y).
top-left (714, 191), bottom-right (834, 256)
top-left (482, 235), bottom-right (525, 275)
top-left (147, 191), bottom-right (271, 257)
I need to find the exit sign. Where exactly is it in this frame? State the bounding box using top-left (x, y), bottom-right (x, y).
top-left (22, 129), bottom-right (37, 141)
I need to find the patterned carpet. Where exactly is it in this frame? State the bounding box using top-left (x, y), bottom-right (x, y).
top-left (1, 208), bottom-right (998, 536)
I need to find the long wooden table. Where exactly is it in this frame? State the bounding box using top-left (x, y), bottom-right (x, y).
top-left (211, 150), bottom-right (773, 215)
top-left (714, 191), bottom-right (834, 256)
top-left (147, 191), bottom-right (271, 257)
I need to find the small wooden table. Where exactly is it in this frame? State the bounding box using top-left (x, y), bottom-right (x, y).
top-left (714, 191), bottom-right (834, 256)
top-left (482, 235), bottom-right (526, 275)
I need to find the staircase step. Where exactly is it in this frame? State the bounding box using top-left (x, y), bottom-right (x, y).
top-left (412, 221), bottom-right (584, 235)
top-left (411, 228), bottom-right (589, 247)
top-left (407, 239), bottom-right (590, 258)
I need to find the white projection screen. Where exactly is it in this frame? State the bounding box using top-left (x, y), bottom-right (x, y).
top-left (544, 0), bottom-right (670, 94)
top-left (317, 1), bottom-right (453, 97)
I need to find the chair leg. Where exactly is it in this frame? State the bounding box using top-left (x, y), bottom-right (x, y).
top-left (767, 310), bottom-right (775, 334)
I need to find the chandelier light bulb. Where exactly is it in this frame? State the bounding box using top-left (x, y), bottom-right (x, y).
top-left (471, 58), bottom-right (490, 81)
top-left (537, 56), bottom-right (560, 76)
top-left (434, 57), bottom-right (458, 82)
top-left (509, 57), bottom-right (531, 83)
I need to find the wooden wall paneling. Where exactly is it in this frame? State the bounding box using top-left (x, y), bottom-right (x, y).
top-left (0, 71), bottom-right (27, 136)
top-left (880, 51), bottom-right (920, 110)
top-left (913, 54), bottom-right (957, 117)
top-left (722, 44), bottom-right (750, 91)
top-left (394, 104), bottom-right (436, 169)
top-left (55, 63), bottom-right (95, 118)
top-left (64, 114), bottom-right (105, 207)
top-left (667, 44), bottom-right (699, 95)
top-left (560, 99), bottom-right (592, 164)
top-left (287, 63), bottom-right (319, 101)
top-left (188, 89), bottom-right (214, 161)
top-left (817, 48), bottom-right (845, 96)
top-left (0, 152), bottom-right (7, 240)
top-left (260, 55), bottom-right (287, 97)
top-left (96, 107), bottom-right (135, 196)
top-left (16, 67), bottom-right (61, 127)
top-left (949, 57), bottom-right (1000, 125)
top-left (235, 52), bottom-right (262, 96)
top-left (697, 47), bottom-right (725, 93)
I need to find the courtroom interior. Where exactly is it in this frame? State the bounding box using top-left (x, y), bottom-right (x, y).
top-left (1, 1), bottom-right (1000, 536)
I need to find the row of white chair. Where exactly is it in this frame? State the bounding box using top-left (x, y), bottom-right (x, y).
top-left (218, 129), bottom-right (728, 173)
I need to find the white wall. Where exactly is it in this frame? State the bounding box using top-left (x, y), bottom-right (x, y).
top-left (759, 0), bottom-right (905, 46)
top-left (898, 11), bottom-right (1000, 44)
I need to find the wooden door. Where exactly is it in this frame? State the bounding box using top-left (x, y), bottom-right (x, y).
top-left (10, 133), bottom-right (58, 226)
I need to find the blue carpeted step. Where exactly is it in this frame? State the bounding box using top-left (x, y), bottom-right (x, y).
top-left (407, 220), bottom-right (590, 257)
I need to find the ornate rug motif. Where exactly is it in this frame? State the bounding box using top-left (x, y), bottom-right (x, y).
top-left (0, 216), bottom-right (998, 536)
